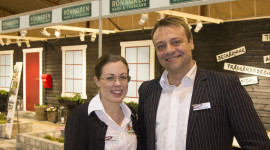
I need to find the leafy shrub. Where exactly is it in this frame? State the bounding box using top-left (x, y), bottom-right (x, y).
top-left (43, 135), bottom-right (64, 143)
top-left (125, 101), bottom-right (138, 112)
top-left (0, 113), bottom-right (6, 124)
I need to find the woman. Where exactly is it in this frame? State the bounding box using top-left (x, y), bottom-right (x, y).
top-left (64, 54), bottom-right (138, 150)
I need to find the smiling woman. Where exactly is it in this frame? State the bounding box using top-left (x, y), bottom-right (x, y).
top-left (64, 54), bottom-right (138, 150)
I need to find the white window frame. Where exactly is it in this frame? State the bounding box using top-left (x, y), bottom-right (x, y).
top-left (61, 45), bottom-right (87, 99)
top-left (120, 40), bottom-right (155, 103)
top-left (0, 50), bottom-right (14, 91)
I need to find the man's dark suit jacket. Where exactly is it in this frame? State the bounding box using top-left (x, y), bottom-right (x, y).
top-left (138, 67), bottom-right (270, 150)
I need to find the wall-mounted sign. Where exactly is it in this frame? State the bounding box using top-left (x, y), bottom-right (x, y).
top-left (216, 46), bottom-right (246, 62)
top-left (62, 3), bottom-right (91, 21)
top-left (239, 76), bottom-right (258, 86)
top-left (262, 34), bottom-right (270, 42)
top-left (170, 0), bottom-right (201, 4)
top-left (224, 63), bottom-right (270, 77)
top-left (30, 11), bottom-right (52, 26)
top-left (110, 0), bottom-right (149, 13)
top-left (2, 18), bottom-right (20, 30)
top-left (263, 55), bottom-right (270, 64)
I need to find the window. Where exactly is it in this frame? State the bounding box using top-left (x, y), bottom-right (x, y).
top-left (0, 50), bottom-right (14, 91)
top-left (61, 45), bottom-right (87, 99)
top-left (121, 40), bottom-right (155, 103)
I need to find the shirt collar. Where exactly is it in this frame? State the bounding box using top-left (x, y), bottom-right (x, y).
top-left (159, 61), bottom-right (197, 88)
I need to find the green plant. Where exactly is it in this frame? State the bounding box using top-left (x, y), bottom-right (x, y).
top-left (43, 135), bottom-right (64, 143)
top-left (0, 90), bottom-right (7, 96)
top-left (0, 113), bottom-right (6, 124)
top-left (57, 94), bottom-right (85, 104)
top-left (125, 101), bottom-right (138, 112)
top-left (46, 106), bottom-right (58, 112)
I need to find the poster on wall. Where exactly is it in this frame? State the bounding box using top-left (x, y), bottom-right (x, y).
top-left (263, 55), bottom-right (270, 64)
top-left (239, 76), bottom-right (258, 86)
top-left (262, 33), bottom-right (270, 42)
top-left (216, 46), bottom-right (246, 62)
top-left (4, 62), bottom-right (23, 139)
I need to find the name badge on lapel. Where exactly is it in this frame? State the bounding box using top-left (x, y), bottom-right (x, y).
top-left (193, 102), bottom-right (211, 111)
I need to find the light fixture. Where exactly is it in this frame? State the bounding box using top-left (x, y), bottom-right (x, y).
top-left (41, 28), bottom-right (50, 37)
top-left (139, 13), bottom-right (148, 26)
top-left (0, 39), bottom-right (5, 46)
top-left (158, 13), bottom-right (165, 21)
top-left (79, 31), bottom-right (85, 41)
top-left (6, 39), bottom-right (11, 45)
top-left (25, 40), bottom-right (30, 47)
top-left (194, 20), bottom-right (203, 33)
top-left (91, 32), bottom-right (96, 42)
top-left (20, 30), bottom-right (27, 37)
top-left (182, 18), bottom-right (192, 30)
top-left (54, 29), bottom-right (61, 38)
top-left (17, 39), bottom-right (22, 47)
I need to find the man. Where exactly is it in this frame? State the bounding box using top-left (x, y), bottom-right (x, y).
top-left (137, 17), bottom-right (270, 150)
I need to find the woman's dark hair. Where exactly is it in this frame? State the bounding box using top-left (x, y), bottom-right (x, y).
top-left (94, 54), bottom-right (129, 79)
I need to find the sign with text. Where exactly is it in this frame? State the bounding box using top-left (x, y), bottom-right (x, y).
top-left (2, 18), bottom-right (20, 30)
top-left (110, 0), bottom-right (149, 13)
top-left (239, 76), bottom-right (258, 86)
top-left (262, 34), bottom-right (270, 42)
top-left (62, 3), bottom-right (91, 21)
top-left (170, 0), bottom-right (201, 4)
top-left (263, 55), bottom-right (270, 64)
top-left (224, 63), bottom-right (270, 77)
top-left (216, 46), bottom-right (246, 62)
top-left (30, 11), bottom-right (52, 26)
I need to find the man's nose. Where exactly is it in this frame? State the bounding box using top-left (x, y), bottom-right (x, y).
top-left (165, 44), bottom-right (175, 54)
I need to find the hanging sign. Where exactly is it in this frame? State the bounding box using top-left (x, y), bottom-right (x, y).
top-left (216, 46), bottom-right (246, 62)
top-left (2, 18), bottom-right (20, 31)
top-left (224, 62), bottom-right (270, 77)
top-left (110, 0), bottom-right (149, 13)
top-left (62, 3), bottom-right (91, 21)
top-left (262, 34), bottom-right (270, 42)
top-left (5, 62), bottom-right (23, 139)
top-left (171, 0), bottom-right (202, 4)
top-left (239, 76), bottom-right (258, 86)
top-left (263, 55), bottom-right (270, 64)
top-left (29, 11), bottom-right (52, 26)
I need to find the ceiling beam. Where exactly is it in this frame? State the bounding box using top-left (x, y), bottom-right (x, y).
top-left (0, 35), bottom-right (48, 41)
top-left (0, 7), bottom-right (16, 15)
top-left (46, 25), bottom-right (116, 34)
top-left (108, 18), bottom-right (122, 31)
top-left (41, 0), bottom-right (60, 5)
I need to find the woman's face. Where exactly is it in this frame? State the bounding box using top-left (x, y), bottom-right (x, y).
top-left (94, 61), bottom-right (129, 105)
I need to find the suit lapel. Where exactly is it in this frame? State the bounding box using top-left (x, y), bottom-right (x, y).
top-left (186, 67), bottom-right (207, 148)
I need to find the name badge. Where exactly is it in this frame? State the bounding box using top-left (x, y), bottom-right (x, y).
top-left (193, 102), bottom-right (211, 111)
top-left (105, 135), bottom-right (119, 142)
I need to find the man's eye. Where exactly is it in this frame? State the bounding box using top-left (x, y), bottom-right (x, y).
top-left (172, 41), bottom-right (180, 46)
top-left (156, 44), bottom-right (166, 51)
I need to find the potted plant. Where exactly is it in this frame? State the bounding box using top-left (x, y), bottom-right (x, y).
top-left (0, 90), bottom-right (8, 113)
top-left (46, 106), bottom-right (58, 123)
top-left (57, 94), bottom-right (85, 112)
top-left (34, 105), bottom-right (49, 121)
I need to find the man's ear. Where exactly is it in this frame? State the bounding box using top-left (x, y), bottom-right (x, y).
top-left (94, 76), bottom-right (100, 87)
top-left (189, 38), bottom-right (194, 50)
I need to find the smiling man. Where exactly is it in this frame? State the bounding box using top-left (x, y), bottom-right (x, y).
top-left (137, 17), bottom-right (270, 150)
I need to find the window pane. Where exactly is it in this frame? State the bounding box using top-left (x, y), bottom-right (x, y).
top-left (138, 47), bottom-right (149, 63)
top-left (127, 81), bottom-right (136, 97)
top-left (66, 51), bottom-right (73, 64)
top-left (126, 47), bottom-right (137, 63)
top-left (74, 65), bottom-right (82, 79)
top-left (5, 77), bottom-right (11, 87)
top-left (138, 64), bottom-right (149, 81)
top-left (65, 79), bottom-right (73, 93)
top-left (129, 64), bottom-right (137, 81)
top-left (65, 65), bottom-right (73, 78)
top-left (74, 80), bottom-right (82, 93)
top-left (74, 51), bottom-right (82, 64)
top-left (0, 55), bottom-right (5, 65)
top-left (5, 55), bottom-right (11, 65)
top-left (6, 66), bottom-right (10, 76)
top-left (0, 66), bottom-right (5, 76)
top-left (137, 81), bottom-right (143, 96)
top-left (0, 77), bottom-right (5, 87)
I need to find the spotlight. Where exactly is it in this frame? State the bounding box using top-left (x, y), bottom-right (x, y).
top-left (139, 13), bottom-right (148, 26)
top-left (54, 29), bottom-right (61, 38)
top-left (20, 30), bottom-right (27, 37)
top-left (91, 32), bottom-right (96, 42)
top-left (41, 28), bottom-right (50, 37)
top-left (25, 40), bottom-right (31, 47)
top-left (17, 39), bottom-right (22, 47)
top-left (79, 32), bottom-right (85, 41)
top-left (6, 39), bottom-right (11, 45)
top-left (182, 18), bottom-right (192, 30)
top-left (0, 39), bottom-right (5, 46)
top-left (194, 20), bottom-right (203, 33)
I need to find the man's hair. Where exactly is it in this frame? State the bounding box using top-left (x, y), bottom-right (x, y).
top-left (151, 17), bottom-right (193, 41)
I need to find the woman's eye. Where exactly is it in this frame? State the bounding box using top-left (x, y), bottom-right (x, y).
top-left (120, 76), bottom-right (127, 80)
top-left (106, 77), bottom-right (114, 81)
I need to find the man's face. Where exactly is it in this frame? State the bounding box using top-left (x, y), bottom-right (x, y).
top-left (153, 25), bottom-right (194, 75)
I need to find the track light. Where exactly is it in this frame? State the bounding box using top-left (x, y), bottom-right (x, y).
top-left (0, 39), bottom-right (5, 46)
top-left (17, 39), bottom-right (22, 47)
top-left (20, 30), bottom-right (27, 37)
top-left (54, 29), bottom-right (61, 38)
top-left (41, 28), bottom-right (50, 37)
top-left (91, 32), bottom-right (96, 42)
top-left (182, 18), bottom-right (192, 30)
top-left (6, 39), bottom-right (11, 45)
top-left (79, 32), bottom-right (85, 41)
top-left (194, 20), bottom-right (203, 32)
top-left (25, 40), bottom-right (30, 47)
top-left (139, 13), bottom-right (148, 26)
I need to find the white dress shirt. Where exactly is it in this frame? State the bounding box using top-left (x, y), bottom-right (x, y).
top-left (155, 62), bottom-right (197, 150)
top-left (88, 94), bottom-right (137, 150)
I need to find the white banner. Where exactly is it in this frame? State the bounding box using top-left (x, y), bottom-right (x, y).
top-left (224, 63), bottom-right (270, 77)
top-left (239, 76), bottom-right (258, 86)
top-left (216, 46), bottom-right (246, 62)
